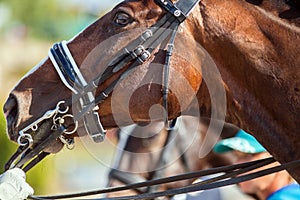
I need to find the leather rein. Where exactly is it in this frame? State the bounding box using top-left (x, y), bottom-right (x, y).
top-left (28, 157), bottom-right (300, 199)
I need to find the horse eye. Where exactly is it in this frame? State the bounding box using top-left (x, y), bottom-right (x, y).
top-left (113, 12), bottom-right (132, 26)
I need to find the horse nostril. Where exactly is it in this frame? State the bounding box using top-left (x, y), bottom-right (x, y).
top-left (4, 94), bottom-right (17, 115)
top-left (3, 94), bottom-right (19, 129)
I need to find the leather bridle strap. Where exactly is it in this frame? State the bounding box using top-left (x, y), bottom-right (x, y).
top-left (162, 27), bottom-right (178, 130)
top-left (155, 0), bottom-right (201, 22)
top-left (22, 152), bottom-right (50, 172)
top-left (29, 157), bottom-right (300, 199)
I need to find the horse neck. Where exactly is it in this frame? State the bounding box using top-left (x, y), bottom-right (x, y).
top-left (195, 0), bottom-right (300, 122)
top-left (191, 0), bottom-right (300, 181)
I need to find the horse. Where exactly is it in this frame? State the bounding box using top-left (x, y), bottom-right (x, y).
top-left (106, 115), bottom-right (245, 199)
top-left (3, 0), bottom-right (300, 183)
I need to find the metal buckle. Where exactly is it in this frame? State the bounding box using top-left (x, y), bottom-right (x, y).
top-left (138, 50), bottom-right (151, 63)
top-left (141, 29), bottom-right (153, 41)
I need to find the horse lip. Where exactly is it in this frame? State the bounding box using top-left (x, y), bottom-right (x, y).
top-left (6, 124), bottom-right (18, 142)
top-left (5, 112), bottom-right (19, 141)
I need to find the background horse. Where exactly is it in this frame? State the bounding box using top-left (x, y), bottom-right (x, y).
top-left (3, 0), bottom-right (300, 182)
top-left (106, 116), bottom-right (253, 199)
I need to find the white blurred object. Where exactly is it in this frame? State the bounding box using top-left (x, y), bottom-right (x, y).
top-left (0, 168), bottom-right (34, 200)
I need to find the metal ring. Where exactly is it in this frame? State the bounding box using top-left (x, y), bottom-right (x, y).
top-left (59, 136), bottom-right (75, 150)
top-left (17, 134), bottom-right (33, 146)
top-left (61, 114), bottom-right (79, 135)
top-left (31, 124), bottom-right (38, 131)
top-left (56, 101), bottom-right (69, 114)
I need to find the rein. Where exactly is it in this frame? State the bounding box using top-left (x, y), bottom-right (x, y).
top-left (27, 158), bottom-right (300, 199)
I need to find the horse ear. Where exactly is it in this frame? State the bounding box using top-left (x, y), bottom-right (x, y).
top-left (245, 0), bottom-right (263, 6)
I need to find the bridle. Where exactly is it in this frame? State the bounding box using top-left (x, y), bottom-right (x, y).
top-left (4, 0), bottom-right (300, 199)
top-left (48, 0), bottom-right (201, 140)
top-left (5, 0), bottom-right (200, 172)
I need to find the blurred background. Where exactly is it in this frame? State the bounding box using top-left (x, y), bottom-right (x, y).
top-left (0, 0), bottom-right (122, 195)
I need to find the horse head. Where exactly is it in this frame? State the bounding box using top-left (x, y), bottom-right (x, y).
top-left (3, 0), bottom-right (205, 154)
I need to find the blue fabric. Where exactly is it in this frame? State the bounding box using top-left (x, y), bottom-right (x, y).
top-left (267, 184), bottom-right (300, 200)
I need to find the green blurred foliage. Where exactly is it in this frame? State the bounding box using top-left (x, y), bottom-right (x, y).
top-left (0, 0), bottom-right (98, 41)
